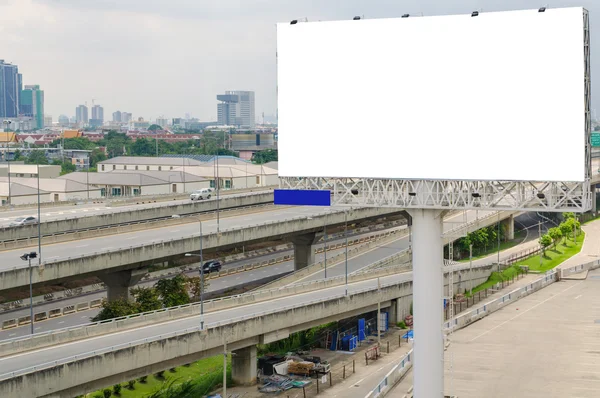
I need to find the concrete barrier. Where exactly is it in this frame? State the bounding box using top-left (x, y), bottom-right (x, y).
top-left (365, 350), bottom-right (414, 398)
top-left (90, 299), bottom-right (102, 308)
top-left (34, 312), bottom-right (47, 322)
top-left (17, 316), bottom-right (31, 325)
top-left (1, 319), bottom-right (16, 329)
top-left (76, 302), bottom-right (90, 312)
top-left (48, 309), bottom-right (62, 318)
top-left (63, 305), bottom-right (75, 315)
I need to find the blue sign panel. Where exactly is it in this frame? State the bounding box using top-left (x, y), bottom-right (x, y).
top-left (274, 189), bottom-right (331, 206)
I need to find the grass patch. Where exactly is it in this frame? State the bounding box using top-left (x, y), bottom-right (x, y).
top-left (466, 265), bottom-right (526, 297)
top-left (517, 232), bottom-right (585, 273)
top-left (86, 355), bottom-right (231, 398)
top-left (458, 231), bottom-right (525, 263)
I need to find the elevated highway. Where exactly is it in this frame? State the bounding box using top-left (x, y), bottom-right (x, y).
top-left (0, 205), bottom-right (403, 296)
top-left (0, 259), bottom-right (508, 397)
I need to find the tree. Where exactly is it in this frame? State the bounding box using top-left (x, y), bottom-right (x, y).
top-left (539, 234), bottom-right (552, 255)
top-left (563, 212), bottom-right (575, 220)
top-left (91, 299), bottom-right (139, 321)
top-left (252, 149), bottom-right (278, 164)
top-left (129, 138), bottom-right (157, 157)
top-left (51, 137), bottom-right (95, 150)
top-left (13, 149), bottom-right (25, 161)
top-left (90, 148), bottom-right (107, 168)
top-left (559, 221), bottom-right (572, 244)
top-left (25, 150), bottom-right (49, 165)
top-left (155, 274), bottom-right (190, 308)
top-left (148, 124), bottom-right (162, 131)
top-left (547, 227), bottom-right (562, 249)
top-left (186, 276), bottom-right (210, 301)
top-left (131, 287), bottom-right (162, 313)
top-left (52, 160), bottom-right (76, 175)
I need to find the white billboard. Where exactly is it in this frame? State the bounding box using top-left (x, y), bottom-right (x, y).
top-left (277, 8), bottom-right (586, 182)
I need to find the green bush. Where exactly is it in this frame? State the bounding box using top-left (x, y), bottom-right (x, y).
top-left (126, 380), bottom-right (136, 390)
top-left (410, 301), bottom-right (413, 316)
top-left (103, 389), bottom-right (112, 398)
top-left (138, 375), bottom-right (148, 383)
top-left (397, 320), bottom-right (407, 329)
top-left (112, 384), bottom-right (121, 395)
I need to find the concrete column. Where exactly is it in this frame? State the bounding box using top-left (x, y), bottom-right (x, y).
top-left (231, 345), bottom-right (257, 386)
top-left (388, 299), bottom-right (399, 325)
top-left (593, 184), bottom-right (597, 213)
top-left (98, 268), bottom-right (147, 302)
top-left (502, 215), bottom-right (515, 240)
top-left (291, 232), bottom-right (317, 270)
top-left (408, 209), bottom-right (444, 398)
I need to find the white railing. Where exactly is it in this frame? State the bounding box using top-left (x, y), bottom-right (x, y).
top-left (365, 349), bottom-right (414, 398)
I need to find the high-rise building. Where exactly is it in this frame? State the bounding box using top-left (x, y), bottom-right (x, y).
top-left (44, 115), bottom-right (53, 128)
top-left (76, 105), bottom-right (88, 126)
top-left (112, 110), bottom-right (122, 122)
top-left (58, 114), bottom-right (70, 126)
top-left (0, 60), bottom-right (22, 119)
top-left (156, 117), bottom-right (168, 128)
top-left (20, 85), bottom-right (44, 129)
top-left (121, 112), bottom-right (132, 124)
top-left (217, 90), bottom-right (255, 128)
top-left (92, 105), bottom-right (104, 125)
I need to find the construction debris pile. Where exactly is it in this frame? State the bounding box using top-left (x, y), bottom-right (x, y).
top-left (257, 353), bottom-right (331, 394)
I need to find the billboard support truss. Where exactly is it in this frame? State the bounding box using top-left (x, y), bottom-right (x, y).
top-left (280, 177), bottom-right (592, 213)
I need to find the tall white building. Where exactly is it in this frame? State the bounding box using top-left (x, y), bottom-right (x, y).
top-left (217, 90), bottom-right (255, 128)
top-left (76, 105), bottom-right (88, 126)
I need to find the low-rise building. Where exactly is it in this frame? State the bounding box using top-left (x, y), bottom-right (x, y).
top-left (0, 177), bottom-right (102, 205)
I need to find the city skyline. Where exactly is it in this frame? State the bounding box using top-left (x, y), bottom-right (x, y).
top-left (1, 0), bottom-right (599, 121)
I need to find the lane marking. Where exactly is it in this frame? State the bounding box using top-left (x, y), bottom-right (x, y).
top-left (75, 245), bottom-right (89, 248)
top-left (575, 294), bottom-right (583, 300)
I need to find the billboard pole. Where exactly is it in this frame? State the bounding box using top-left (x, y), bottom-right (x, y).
top-left (409, 208), bottom-right (444, 398)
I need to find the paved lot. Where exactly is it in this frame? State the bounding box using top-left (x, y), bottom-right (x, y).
top-left (421, 271), bottom-right (600, 398)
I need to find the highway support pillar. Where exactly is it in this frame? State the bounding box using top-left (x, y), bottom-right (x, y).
top-left (231, 345), bottom-right (257, 386)
top-left (407, 209), bottom-right (444, 398)
top-left (388, 299), bottom-right (399, 325)
top-left (98, 268), bottom-right (147, 302)
top-left (291, 232), bottom-right (317, 271)
top-left (501, 215), bottom-right (515, 240)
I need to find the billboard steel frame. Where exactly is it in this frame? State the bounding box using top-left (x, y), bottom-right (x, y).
top-left (277, 9), bottom-right (591, 398)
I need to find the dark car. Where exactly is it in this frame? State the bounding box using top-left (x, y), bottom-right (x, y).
top-left (202, 260), bottom-right (222, 273)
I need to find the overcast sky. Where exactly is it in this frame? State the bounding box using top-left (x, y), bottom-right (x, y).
top-left (0, 0), bottom-right (598, 122)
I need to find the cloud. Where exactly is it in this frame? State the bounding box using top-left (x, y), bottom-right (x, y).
top-left (1, 0), bottom-right (597, 121)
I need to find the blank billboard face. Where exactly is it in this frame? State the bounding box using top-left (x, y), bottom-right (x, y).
top-left (277, 8), bottom-right (586, 182)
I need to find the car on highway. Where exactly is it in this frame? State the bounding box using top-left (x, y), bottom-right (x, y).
top-left (190, 188), bottom-right (214, 201)
top-left (9, 216), bottom-right (38, 227)
top-left (201, 260), bottom-right (222, 273)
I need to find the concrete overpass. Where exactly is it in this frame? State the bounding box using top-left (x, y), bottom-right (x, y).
top-left (0, 191), bottom-right (275, 243)
top-left (0, 206), bottom-right (404, 298)
top-left (0, 259), bottom-right (505, 398)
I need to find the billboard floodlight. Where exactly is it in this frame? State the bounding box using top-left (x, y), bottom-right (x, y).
top-left (290, 20), bottom-right (298, 25)
top-left (402, 14), bottom-right (410, 18)
top-left (353, 16), bottom-right (361, 20)
top-left (539, 7), bottom-right (546, 13)
top-left (471, 11), bottom-right (479, 17)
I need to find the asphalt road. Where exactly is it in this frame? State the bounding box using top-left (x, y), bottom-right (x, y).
top-left (0, 189), bottom-right (272, 227)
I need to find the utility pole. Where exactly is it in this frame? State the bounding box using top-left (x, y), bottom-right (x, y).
top-left (344, 209), bottom-right (349, 295)
top-left (324, 213), bottom-right (328, 278)
top-left (223, 340), bottom-right (227, 398)
top-left (539, 221), bottom-right (543, 267)
top-left (377, 277), bottom-right (381, 347)
top-left (469, 244), bottom-right (473, 296)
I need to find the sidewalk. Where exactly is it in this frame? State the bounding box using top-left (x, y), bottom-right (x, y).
top-left (388, 272), bottom-right (543, 397)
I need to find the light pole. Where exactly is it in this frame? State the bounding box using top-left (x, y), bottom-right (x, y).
top-left (185, 220), bottom-right (205, 330)
top-left (344, 209), bottom-right (349, 295)
top-left (497, 216), bottom-right (501, 272)
top-left (469, 243), bottom-right (473, 296)
top-left (538, 221), bottom-right (543, 268)
top-left (19, 251), bottom-right (37, 335)
top-left (37, 165), bottom-right (42, 263)
top-left (3, 120), bottom-right (12, 206)
top-left (324, 212), bottom-right (328, 279)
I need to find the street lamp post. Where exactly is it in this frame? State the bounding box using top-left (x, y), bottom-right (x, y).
top-left (20, 251), bottom-right (38, 335)
top-left (185, 220), bottom-right (205, 330)
top-left (37, 165), bottom-right (42, 263)
top-left (324, 212), bottom-right (328, 279)
top-left (469, 243), bottom-right (473, 296)
top-left (3, 120), bottom-right (12, 206)
top-left (344, 209), bottom-right (349, 295)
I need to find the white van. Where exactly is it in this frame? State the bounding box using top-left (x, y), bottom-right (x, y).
top-left (190, 188), bottom-right (214, 201)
